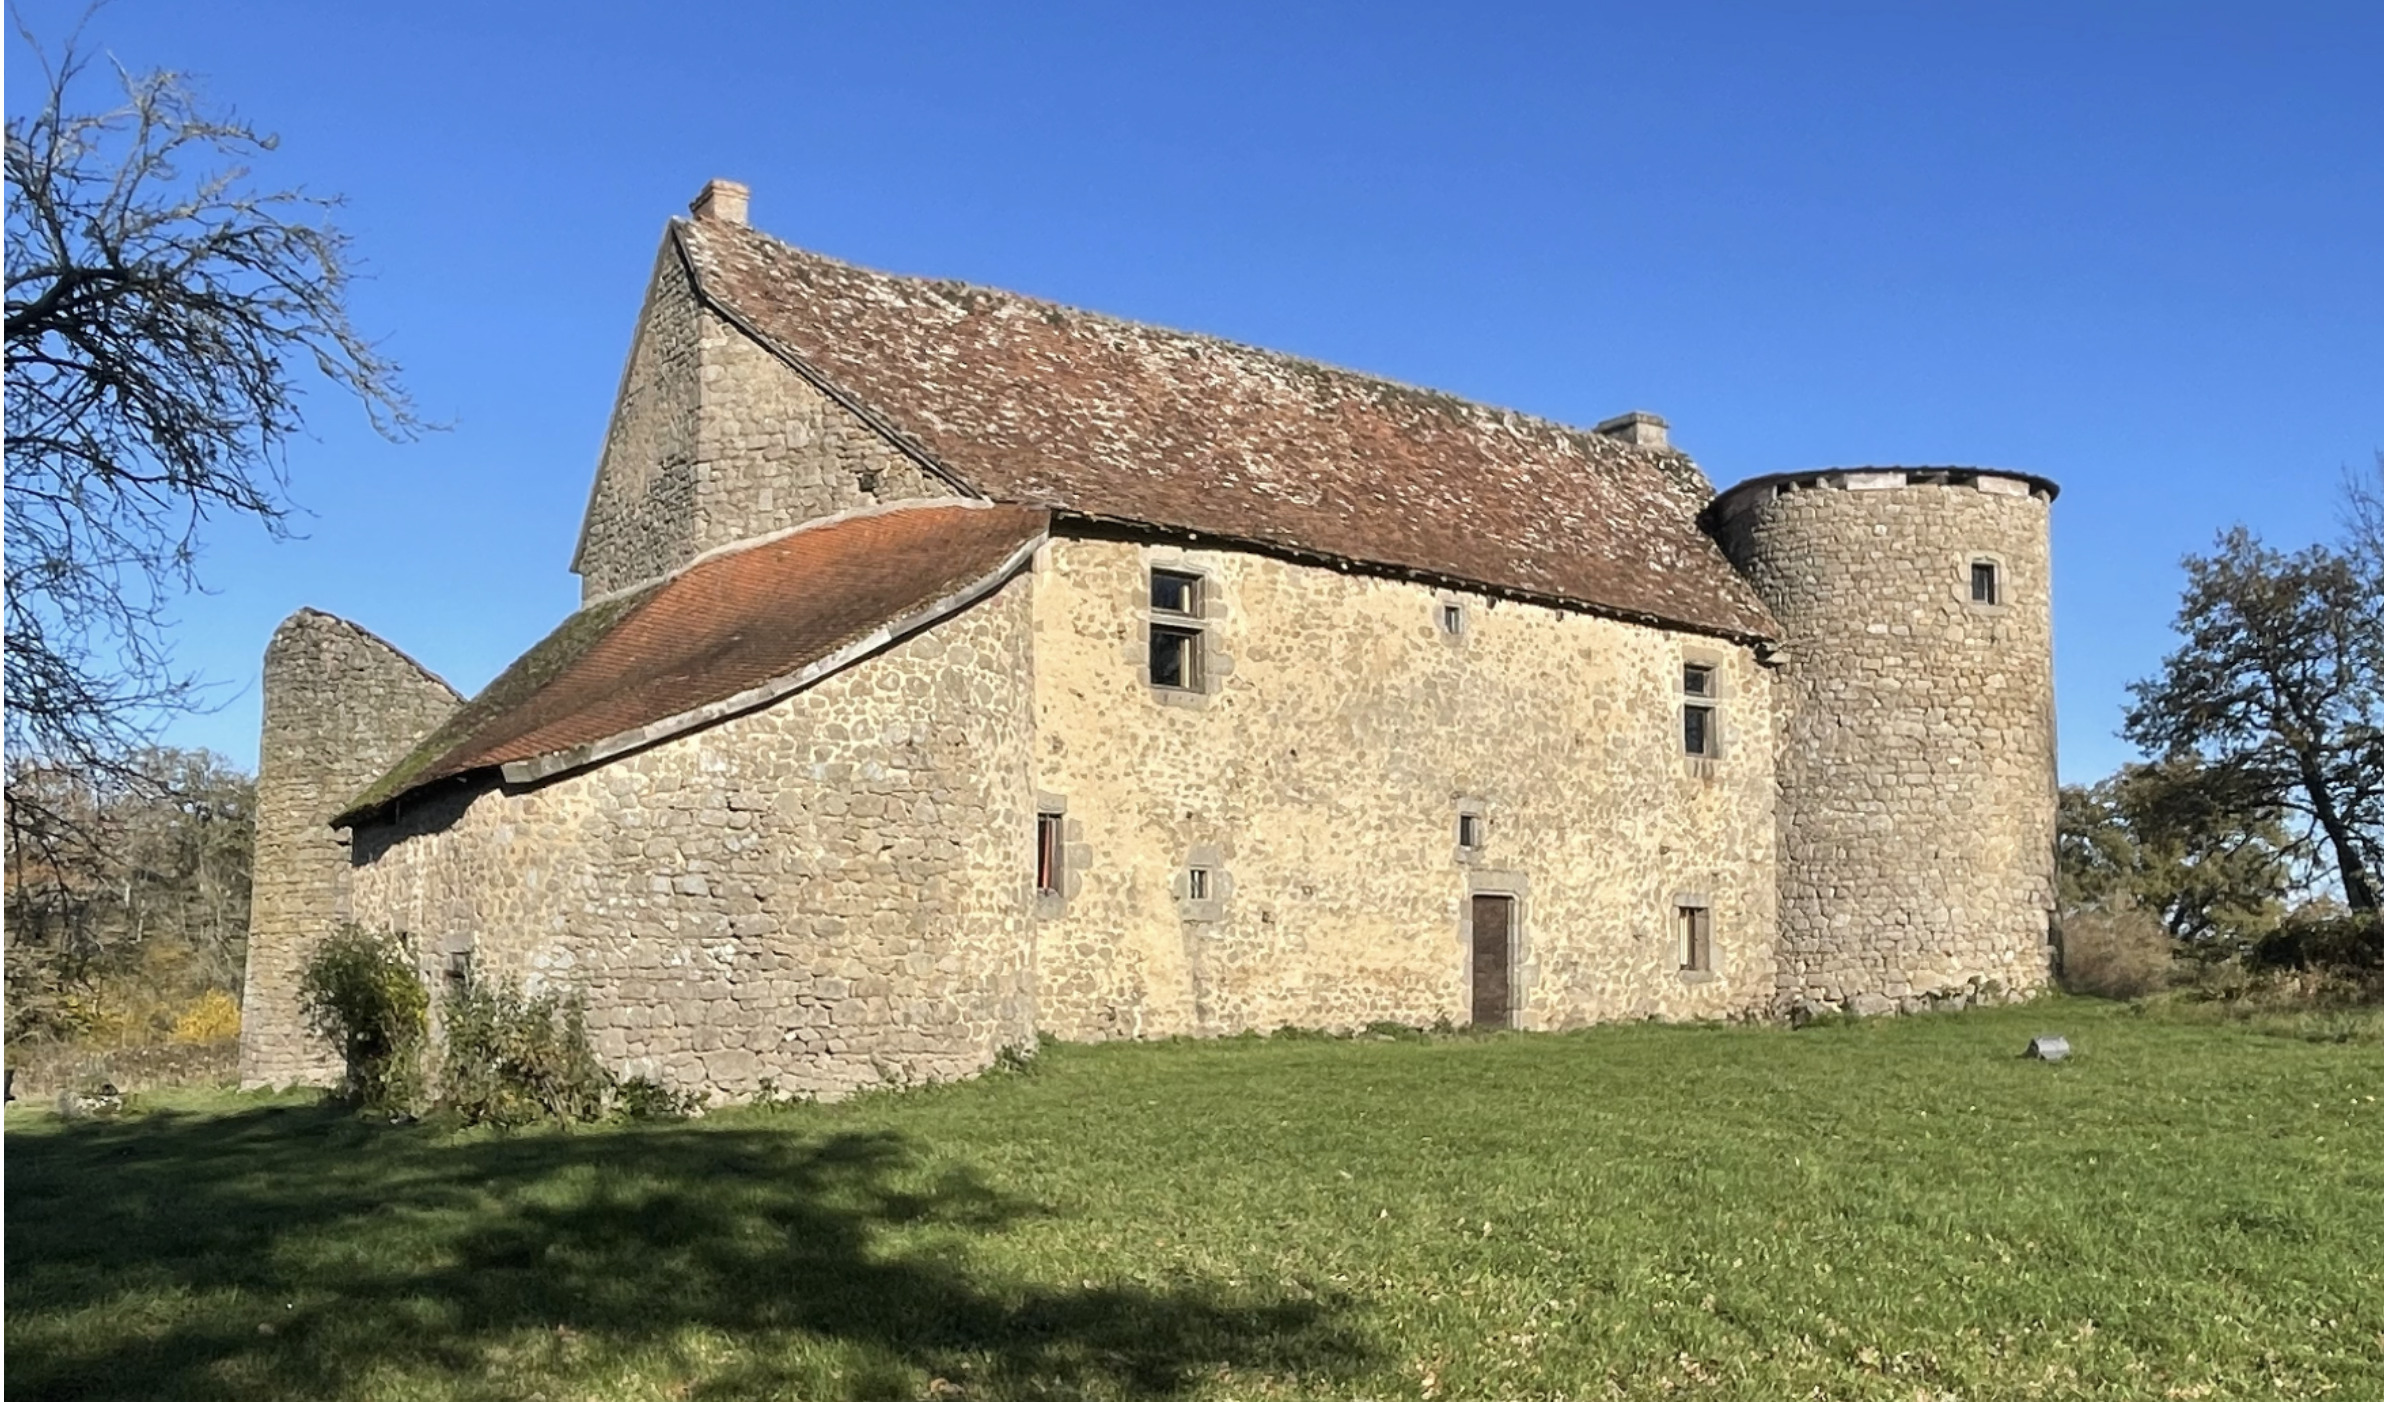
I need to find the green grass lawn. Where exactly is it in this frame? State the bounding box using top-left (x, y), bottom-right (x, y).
top-left (7, 998), bottom-right (2381, 1401)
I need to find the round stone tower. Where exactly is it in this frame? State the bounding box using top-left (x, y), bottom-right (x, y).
top-left (1709, 468), bottom-right (2059, 1013)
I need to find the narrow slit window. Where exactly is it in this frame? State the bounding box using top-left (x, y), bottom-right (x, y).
top-left (1683, 704), bottom-right (1715, 756)
top-left (1970, 560), bottom-right (2000, 605)
top-left (1186, 866), bottom-right (1212, 900)
top-left (1681, 663), bottom-right (1719, 757)
top-left (1458, 812), bottom-right (1484, 850)
top-left (1035, 812), bottom-right (1063, 896)
top-left (1675, 904), bottom-right (1712, 973)
top-left (1150, 625), bottom-right (1202, 690)
top-left (1151, 569), bottom-right (1202, 616)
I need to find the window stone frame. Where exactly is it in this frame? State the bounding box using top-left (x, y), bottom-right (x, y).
top-left (1454, 796), bottom-right (1489, 866)
top-left (1175, 842), bottom-right (1230, 923)
top-left (1958, 550), bottom-right (2012, 614)
top-left (1679, 646), bottom-right (1729, 776)
top-left (1033, 792), bottom-right (1085, 918)
top-left (1130, 551), bottom-right (1234, 708)
top-left (1670, 889), bottom-right (1718, 983)
top-left (1434, 593), bottom-right (1470, 644)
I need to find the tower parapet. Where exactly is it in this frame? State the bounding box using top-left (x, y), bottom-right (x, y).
top-left (1710, 468), bottom-right (2059, 1013)
top-left (239, 610), bottom-right (462, 1087)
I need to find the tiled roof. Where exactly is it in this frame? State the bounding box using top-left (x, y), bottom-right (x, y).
top-left (677, 219), bottom-right (1778, 642)
top-left (338, 503), bottom-right (1046, 824)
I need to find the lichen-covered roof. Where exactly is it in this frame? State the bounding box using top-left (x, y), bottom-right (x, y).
top-left (677, 218), bottom-right (1778, 642)
top-left (338, 503), bottom-right (1047, 825)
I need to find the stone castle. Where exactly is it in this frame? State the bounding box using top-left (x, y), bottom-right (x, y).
top-left (240, 179), bottom-right (2059, 1098)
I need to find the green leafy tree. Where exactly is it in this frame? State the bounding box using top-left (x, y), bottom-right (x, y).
top-left (2057, 758), bottom-right (2292, 953)
top-left (2125, 524), bottom-right (2383, 913)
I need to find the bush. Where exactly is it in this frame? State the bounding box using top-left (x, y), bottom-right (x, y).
top-left (2251, 910), bottom-right (2384, 976)
top-left (2056, 905), bottom-right (2176, 1000)
top-left (169, 989), bottom-right (242, 1044)
top-left (439, 978), bottom-right (614, 1128)
top-left (614, 1075), bottom-right (702, 1121)
top-left (297, 926), bottom-right (429, 1116)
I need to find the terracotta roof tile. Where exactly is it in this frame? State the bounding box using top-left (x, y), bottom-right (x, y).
top-left (339, 504), bottom-right (1046, 823)
top-left (678, 219), bottom-right (1778, 641)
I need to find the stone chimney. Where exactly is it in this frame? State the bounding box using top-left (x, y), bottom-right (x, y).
top-left (1594, 411), bottom-right (1669, 449)
top-left (689, 178), bottom-right (750, 226)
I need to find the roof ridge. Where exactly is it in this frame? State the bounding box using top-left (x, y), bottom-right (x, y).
top-left (672, 214), bottom-right (1776, 640)
top-left (682, 217), bottom-right (1656, 458)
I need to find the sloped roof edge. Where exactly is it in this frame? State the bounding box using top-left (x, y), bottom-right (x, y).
top-left (496, 529), bottom-right (1042, 789)
top-left (335, 501), bottom-right (1048, 828)
top-left (1051, 510), bottom-right (1778, 647)
top-left (674, 217), bottom-right (1782, 641)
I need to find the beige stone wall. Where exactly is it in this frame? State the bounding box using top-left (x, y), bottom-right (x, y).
top-left (1027, 536), bottom-right (1780, 1038)
top-left (574, 235), bottom-right (956, 601)
top-left (240, 611), bottom-right (461, 1088)
top-left (1713, 473), bottom-right (2057, 1011)
top-left (345, 577), bottom-right (1039, 1103)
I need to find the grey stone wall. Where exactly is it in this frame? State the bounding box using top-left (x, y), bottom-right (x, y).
top-left (239, 610), bottom-right (461, 1088)
top-left (345, 576), bottom-right (1039, 1103)
top-left (1712, 471), bottom-right (2058, 1011)
top-left (573, 242), bottom-right (704, 600)
top-left (683, 284), bottom-right (952, 564)
top-left (1028, 537), bottom-right (1781, 1038)
top-left (573, 233), bottom-right (956, 601)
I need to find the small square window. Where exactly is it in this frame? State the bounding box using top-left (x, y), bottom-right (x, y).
top-left (1150, 625), bottom-right (1202, 690)
top-left (1683, 703), bottom-right (1716, 757)
top-left (1675, 904), bottom-right (1712, 973)
top-left (1683, 663), bottom-right (1714, 698)
top-left (1035, 812), bottom-right (1063, 896)
top-left (444, 949), bottom-right (473, 987)
top-left (1438, 602), bottom-right (1466, 636)
top-left (1151, 569), bottom-right (1202, 616)
top-left (1458, 812), bottom-right (1484, 850)
top-left (1970, 560), bottom-right (1999, 605)
top-left (1186, 866), bottom-right (1212, 900)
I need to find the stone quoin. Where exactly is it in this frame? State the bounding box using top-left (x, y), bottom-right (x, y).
top-left (240, 181), bottom-right (2061, 1100)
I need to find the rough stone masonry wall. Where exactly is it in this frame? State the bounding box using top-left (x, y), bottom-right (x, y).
top-left (574, 241), bottom-right (704, 599)
top-left (1714, 474), bottom-right (2057, 1011)
top-left (345, 577), bottom-right (1038, 1103)
top-left (240, 611), bottom-right (461, 1088)
top-left (575, 233), bottom-right (955, 601)
top-left (1029, 536), bottom-right (1779, 1038)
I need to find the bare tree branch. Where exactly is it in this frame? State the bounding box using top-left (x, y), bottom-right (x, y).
top-left (4, 13), bottom-right (424, 874)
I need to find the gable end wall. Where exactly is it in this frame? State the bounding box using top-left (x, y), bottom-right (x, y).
top-left (575, 236), bottom-right (959, 600)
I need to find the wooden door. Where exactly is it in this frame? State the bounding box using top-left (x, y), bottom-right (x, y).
top-left (1470, 894), bottom-right (1512, 1027)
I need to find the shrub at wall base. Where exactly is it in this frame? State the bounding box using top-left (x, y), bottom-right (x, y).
top-left (296, 925), bottom-right (428, 1117)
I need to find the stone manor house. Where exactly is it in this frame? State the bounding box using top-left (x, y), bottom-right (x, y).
top-left (240, 180), bottom-right (2061, 1098)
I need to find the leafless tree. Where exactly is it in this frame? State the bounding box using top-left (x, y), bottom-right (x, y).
top-left (4, 12), bottom-right (421, 869)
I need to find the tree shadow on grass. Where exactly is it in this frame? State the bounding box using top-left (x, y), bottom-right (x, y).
top-left (7, 1103), bottom-right (1372, 1401)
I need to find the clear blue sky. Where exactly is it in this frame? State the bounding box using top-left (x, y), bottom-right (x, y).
top-left (9, 1), bottom-right (2381, 783)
